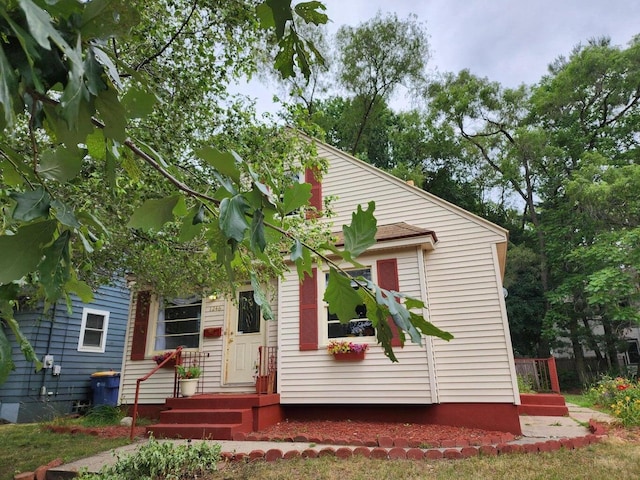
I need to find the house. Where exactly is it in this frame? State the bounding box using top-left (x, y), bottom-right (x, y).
top-left (0, 282), bottom-right (130, 423)
top-left (117, 136), bottom-right (522, 436)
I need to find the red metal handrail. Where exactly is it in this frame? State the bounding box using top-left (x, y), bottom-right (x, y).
top-left (129, 346), bottom-right (183, 441)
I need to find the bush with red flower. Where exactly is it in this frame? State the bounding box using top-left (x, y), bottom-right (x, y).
top-left (587, 375), bottom-right (640, 426)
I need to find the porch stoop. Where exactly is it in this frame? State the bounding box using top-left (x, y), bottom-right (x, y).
top-left (518, 393), bottom-right (569, 416)
top-left (147, 393), bottom-right (282, 440)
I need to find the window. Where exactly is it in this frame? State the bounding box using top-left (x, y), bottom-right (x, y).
top-left (78, 308), bottom-right (109, 353)
top-left (238, 290), bottom-right (261, 333)
top-left (154, 296), bottom-right (202, 351)
top-left (326, 268), bottom-right (376, 339)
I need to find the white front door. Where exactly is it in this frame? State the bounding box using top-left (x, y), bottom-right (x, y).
top-left (225, 288), bottom-right (265, 385)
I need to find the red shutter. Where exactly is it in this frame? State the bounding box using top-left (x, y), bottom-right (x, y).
top-left (131, 290), bottom-right (151, 360)
top-left (299, 268), bottom-right (319, 350)
top-left (377, 259), bottom-right (403, 347)
top-left (305, 168), bottom-right (322, 217)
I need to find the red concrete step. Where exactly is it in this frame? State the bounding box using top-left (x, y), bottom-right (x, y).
top-left (165, 393), bottom-right (279, 410)
top-left (158, 408), bottom-right (252, 425)
top-left (147, 422), bottom-right (251, 440)
top-left (519, 393), bottom-right (567, 406)
top-left (518, 394), bottom-right (569, 416)
top-left (518, 404), bottom-right (569, 416)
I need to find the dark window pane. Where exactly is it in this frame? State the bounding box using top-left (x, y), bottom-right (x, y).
top-left (83, 330), bottom-right (102, 347)
top-left (86, 313), bottom-right (104, 329)
top-left (328, 320), bottom-right (374, 338)
top-left (164, 318), bottom-right (199, 335)
top-left (165, 304), bottom-right (201, 320)
top-left (164, 334), bottom-right (199, 349)
top-left (238, 291), bottom-right (260, 334)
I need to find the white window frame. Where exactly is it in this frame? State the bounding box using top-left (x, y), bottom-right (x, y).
top-left (320, 263), bottom-right (378, 346)
top-left (77, 308), bottom-right (110, 353)
top-left (150, 296), bottom-right (203, 354)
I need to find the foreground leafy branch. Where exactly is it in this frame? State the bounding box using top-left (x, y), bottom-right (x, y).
top-left (0, 0), bottom-right (451, 383)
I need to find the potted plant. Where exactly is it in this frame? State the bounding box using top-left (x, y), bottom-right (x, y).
top-left (176, 363), bottom-right (201, 397)
top-left (327, 340), bottom-right (369, 361)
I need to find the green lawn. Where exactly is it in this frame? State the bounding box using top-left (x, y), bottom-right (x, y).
top-left (1, 423), bottom-right (130, 479)
top-left (209, 439), bottom-right (640, 480)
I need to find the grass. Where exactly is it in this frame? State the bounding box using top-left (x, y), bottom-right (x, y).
top-left (563, 393), bottom-right (596, 409)
top-left (0, 423), bottom-right (130, 479)
top-left (208, 437), bottom-right (640, 480)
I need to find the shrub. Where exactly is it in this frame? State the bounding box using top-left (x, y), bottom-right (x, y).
top-left (517, 374), bottom-right (535, 393)
top-left (82, 406), bottom-right (126, 427)
top-left (79, 436), bottom-right (221, 480)
top-left (586, 375), bottom-right (640, 427)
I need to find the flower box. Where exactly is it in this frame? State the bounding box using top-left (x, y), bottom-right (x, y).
top-left (153, 352), bottom-right (181, 369)
top-left (333, 351), bottom-right (366, 361)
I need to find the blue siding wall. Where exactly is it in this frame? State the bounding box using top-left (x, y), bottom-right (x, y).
top-left (0, 281), bottom-right (130, 423)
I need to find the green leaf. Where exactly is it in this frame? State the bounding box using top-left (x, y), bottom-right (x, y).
top-left (343, 201), bottom-right (377, 259)
top-left (250, 273), bottom-right (274, 321)
top-left (43, 104), bottom-right (94, 147)
top-left (196, 147), bottom-right (241, 183)
top-left (0, 326), bottom-right (16, 384)
top-left (409, 311), bottom-right (453, 341)
top-left (250, 209), bottom-right (267, 252)
top-left (127, 195), bottom-right (183, 232)
top-left (274, 31), bottom-right (296, 78)
top-left (263, 0), bottom-right (293, 39)
top-left (51, 199), bottom-right (81, 228)
top-left (291, 239), bottom-right (313, 281)
top-left (39, 230), bottom-right (71, 301)
top-left (96, 86), bottom-right (127, 142)
top-left (324, 268), bottom-right (363, 324)
top-left (362, 294), bottom-right (398, 362)
top-left (294, 1), bottom-right (328, 25)
top-left (0, 42), bottom-right (18, 128)
top-left (19, 0), bottom-right (81, 65)
top-left (10, 187), bottom-right (51, 221)
top-left (122, 87), bottom-right (157, 119)
top-left (37, 146), bottom-right (84, 182)
top-left (0, 219), bottom-right (57, 284)
top-left (178, 204), bottom-right (204, 242)
top-left (86, 128), bottom-right (106, 159)
top-left (5, 315), bottom-right (42, 371)
top-left (92, 46), bottom-right (122, 89)
top-left (219, 195), bottom-right (249, 242)
top-left (84, 47), bottom-right (107, 96)
top-left (255, 2), bottom-right (275, 29)
top-left (60, 57), bottom-right (89, 131)
top-left (65, 275), bottom-right (94, 303)
top-left (80, 0), bottom-right (138, 39)
top-left (282, 182), bottom-right (311, 214)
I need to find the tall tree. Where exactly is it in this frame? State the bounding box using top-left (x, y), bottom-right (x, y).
top-left (335, 12), bottom-right (430, 155)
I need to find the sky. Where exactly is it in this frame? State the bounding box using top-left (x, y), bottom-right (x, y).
top-left (244, 0), bottom-right (640, 114)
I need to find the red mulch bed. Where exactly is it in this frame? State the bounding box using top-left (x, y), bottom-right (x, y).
top-left (252, 420), bottom-right (517, 447)
top-left (42, 424), bottom-right (147, 439)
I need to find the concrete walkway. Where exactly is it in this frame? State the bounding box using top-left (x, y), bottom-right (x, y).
top-left (46, 403), bottom-right (616, 479)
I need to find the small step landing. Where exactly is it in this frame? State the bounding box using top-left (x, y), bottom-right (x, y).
top-left (518, 393), bottom-right (569, 416)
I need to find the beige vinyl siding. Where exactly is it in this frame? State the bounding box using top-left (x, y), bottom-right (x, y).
top-left (119, 288), bottom-right (279, 406)
top-left (278, 249), bottom-right (434, 405)
top-left (287, 141), bottom-right (517, 404)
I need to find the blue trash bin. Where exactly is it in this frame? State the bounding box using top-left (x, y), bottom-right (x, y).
top-left (90, 371), bottom-right (120, 406)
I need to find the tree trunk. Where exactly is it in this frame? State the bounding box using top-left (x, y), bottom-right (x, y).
top-left (568, 317), bottom-right (588, 386)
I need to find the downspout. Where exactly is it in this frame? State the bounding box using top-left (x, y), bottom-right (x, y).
top-left (417, 246), bottom-right (439, 403)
